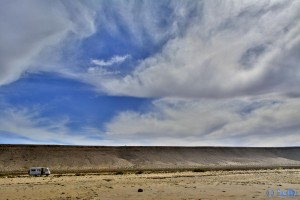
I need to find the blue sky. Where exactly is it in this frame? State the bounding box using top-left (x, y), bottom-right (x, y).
top-left (0, 0), bottom-right (300, 146)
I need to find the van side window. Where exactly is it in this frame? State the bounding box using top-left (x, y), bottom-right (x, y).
top-left (31, 169), bottom-right (36, 172)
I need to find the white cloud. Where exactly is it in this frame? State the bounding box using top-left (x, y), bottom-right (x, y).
top-left (3, 1), bottom-right (299, 100)
top-left (0, 106), bottom-right (65, 141)
top-left (0, 106), bottom-right (96, 144)
top-left (1, 96), bottom-right (298, 146)
top-left (91, 55), bottom-right (130, 67)
top-left (0, 0), bottom-right (96, 86)
top-left (91, 1), bottom-right (300, 99)
top-left (105, 96), bottom-right (300, 146)
top-left (1, 1), bottom-right (300, 146)
top-left (0, 105), bottom-right (155, 146)
top-left (94, 1), bottom-right (198, 47)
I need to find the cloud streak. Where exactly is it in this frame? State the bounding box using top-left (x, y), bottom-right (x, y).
top-left (1, 1), bottom-right (299, 99)
top-left (91, 55), bottom-right (131, 67)
top-left (1, 1), bottom-right (299, 146)
top-left (0, 105), bottom-right (103, 145)
top-left (105, 96), bottom-right (300, 146)
top-left (0, 0), bottom-right (96, 86)
top-left (94, 1), bottom-right (300, 99)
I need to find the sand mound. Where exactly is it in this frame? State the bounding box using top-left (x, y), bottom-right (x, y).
top-left (0, 145), bottom-right (299, 174)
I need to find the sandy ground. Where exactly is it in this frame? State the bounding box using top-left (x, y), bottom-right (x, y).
top-left (0, 169), bottom-right (299, 200)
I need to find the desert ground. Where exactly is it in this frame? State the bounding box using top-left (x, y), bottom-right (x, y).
top-left (0, 169), bottom-right (299, 200)
top-left (1, 145), bottom-right (299, 199)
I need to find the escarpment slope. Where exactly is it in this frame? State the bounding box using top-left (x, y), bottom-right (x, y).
top-left (0, 145), bottom-right (299, 174)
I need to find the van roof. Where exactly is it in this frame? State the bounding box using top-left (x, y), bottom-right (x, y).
top-left (30, 167), bottom-right (49, 168)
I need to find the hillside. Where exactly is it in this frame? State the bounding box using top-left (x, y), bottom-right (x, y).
top-left (0, 145), bottom-right (300, 174)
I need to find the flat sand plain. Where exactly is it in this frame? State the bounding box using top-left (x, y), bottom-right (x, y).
top-left (1, 169), bottom-right (299, 200)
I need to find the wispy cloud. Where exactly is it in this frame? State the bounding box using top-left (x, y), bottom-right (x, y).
top-left (91, 55), bottom-right (130, 67)
top-left (0, 1), bottom-right (96, 86)
top-left (0, 105), bottom-right (102, 144)
top-left (105, 96), bottom-right (300, 146)
top-left (1, 1), bottom-right (300, 146)
top-left (94, 1), bottom-right (300, 99)
top-left (2, 1), bottom-right (299, 98)
top-left (86, 55), bottom-right (131, 76)
top-left (94, 1), bottom-right (197, 47)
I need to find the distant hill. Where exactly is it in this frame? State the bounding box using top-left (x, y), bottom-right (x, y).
top-left (0, 145), bottom-right (300, 174)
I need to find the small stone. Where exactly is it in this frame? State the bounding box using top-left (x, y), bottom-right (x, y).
top-left (138, 188), bottom-right (143, 192)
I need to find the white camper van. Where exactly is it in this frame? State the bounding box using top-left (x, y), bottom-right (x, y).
top-left (28, 167), bottom-right (51, 176)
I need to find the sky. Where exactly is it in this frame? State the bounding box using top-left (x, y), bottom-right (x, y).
top-left (0, 0), bottom-right (299, 146)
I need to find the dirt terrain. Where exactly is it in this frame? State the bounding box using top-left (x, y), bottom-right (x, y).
top-left (0, 145), bottom-right (300, 174)
top-left (1, 145), bottom-right (300, 199)
top-left (0, 169), bottom-right (299, 199)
